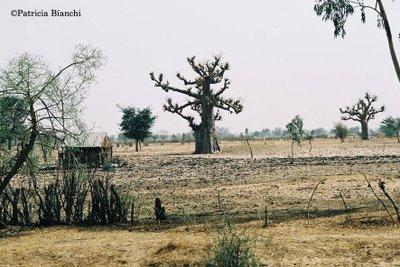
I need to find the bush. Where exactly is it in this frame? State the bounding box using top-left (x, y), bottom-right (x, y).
top-left (205, 218), bottom-right (259, 267)
top-left (0, 168), bottom-right (134, 226)
top-left (333, 123), bottom-right (349, 142)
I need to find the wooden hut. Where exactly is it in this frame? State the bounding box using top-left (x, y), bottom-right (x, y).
top-left (59, 133), bottom-right (113, 168)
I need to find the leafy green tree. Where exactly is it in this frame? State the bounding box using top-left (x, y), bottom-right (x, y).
top-left (381, 117), bottom-right (400, 142)
top-left (333, 122), bottom-right (349, 142)
top-left (119, 106), bottom-right (156, 152)
top-left (150, 56), bottom-right (243, 154)
top-left (286, 115), bottom-right (305, 162)
top-left (339, 93), bottom-right (385, 140)
top-left (314, 0), bottom-right (400, 85)
top-left (0, 96), bottom-right (27, 150)
top-left (380, 123), bottom-right (396, 137)
top-left (0, 45), bottom-right (104, 196)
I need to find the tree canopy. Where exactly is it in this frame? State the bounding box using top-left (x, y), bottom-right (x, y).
top-left (381, 116), bottom-right (400, 142)
top-left (286, 115), bottom-right (305, 145)
top-left (119, 106), bottom-right (156, 151)
top-left (0, 96), bottom-right (27, 149)
top-left (314, 0), bottom-right (400, 85)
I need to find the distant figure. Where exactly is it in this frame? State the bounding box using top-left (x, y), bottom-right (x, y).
top-left (154, 197), bottom-right (167, 222)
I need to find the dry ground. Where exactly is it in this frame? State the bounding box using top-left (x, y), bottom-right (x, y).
top-left (1, 215), bottom-right (400, 266)
top-left (1, 138), bottom-right (400, 266)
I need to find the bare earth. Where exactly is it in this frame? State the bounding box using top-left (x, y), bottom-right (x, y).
top-left (1, 138), bottom-right (400, 266)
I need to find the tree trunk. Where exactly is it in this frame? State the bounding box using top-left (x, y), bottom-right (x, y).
top-left (7, 139), bottom-right (12, 151)
top-left (397, 133), bottom-right (400, 143)
top-left (377, 0), bottom-right (400, 85)
top-left (193, 125), bottom-right (219, 154)
top-left (290, 140), bottom-right (294, 163)
top-left (0, 105), bottom-right (37, 197)
top-left (135, 140), bottom-right (139, 152)
top-left (361, 120), bottom-right (369, 140)
top-left (193, 80), bottom-right (220, 154)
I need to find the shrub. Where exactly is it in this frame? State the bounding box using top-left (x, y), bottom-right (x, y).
top-left (205, 219), bottom-right (259, 266)
top-left (0, 168), bottom-right (133, 226)
top-left (333, 123), bottom-right (349, 142)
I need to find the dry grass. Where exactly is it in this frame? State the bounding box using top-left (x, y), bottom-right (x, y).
top-left (1, 214), bottom-right (400, 266)
top-left (2, 138), bottom-right (400, 265)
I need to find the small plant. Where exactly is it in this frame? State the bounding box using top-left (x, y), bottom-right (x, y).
top-left (101, 161), bottom-right (117, 172)
top-left (378, 180), bottom-right (400, 223)
top-left (205, 222), bottom-right (259, 267)
top-left (205, 194), bottom-right (260, 266)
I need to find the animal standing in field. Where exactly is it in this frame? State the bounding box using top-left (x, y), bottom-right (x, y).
top-left (154, 197), bottom-right (167, 222)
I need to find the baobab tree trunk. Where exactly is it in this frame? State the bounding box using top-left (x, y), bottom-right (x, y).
top-left (193, 124), bottom-right (219, 154)
top-left (193, 80), bottom-right (220, 154)
top-left (361, 120), bottom-right (369, 140)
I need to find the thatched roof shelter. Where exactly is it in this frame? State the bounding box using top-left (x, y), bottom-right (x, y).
top-left (59, 132), bottom-right (113, 168)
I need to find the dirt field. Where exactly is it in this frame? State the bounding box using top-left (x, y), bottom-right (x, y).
top-left (1, 138), bottom-right (400, 266)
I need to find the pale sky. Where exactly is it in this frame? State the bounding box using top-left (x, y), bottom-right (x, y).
top-left (1, 0), bottom-right (399, 135)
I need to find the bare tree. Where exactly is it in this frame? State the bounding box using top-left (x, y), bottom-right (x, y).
top-left (305, 129), bottom-right (316, 153)
top-left (244, 128), bottom-right (254, 159)
top-left (0, 45), bottom-right (104, 196)
top-left (150, 56), bottom-right (243, 154)
top-left (339, 93), bottom-right (384, 140)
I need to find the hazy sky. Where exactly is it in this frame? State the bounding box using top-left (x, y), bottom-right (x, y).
top-left (1, 1), bottom-right (399, 135)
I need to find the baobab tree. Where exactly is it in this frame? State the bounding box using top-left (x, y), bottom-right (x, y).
top-left (339, 93), bottom-right (385, 140)
top-left (150, 56), bottom-right (243, 154)
top-left (314, 0), bottom-right (400, 86)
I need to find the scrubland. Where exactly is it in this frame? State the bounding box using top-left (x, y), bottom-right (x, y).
top-left (1, 138), bottom-right (400, 266)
